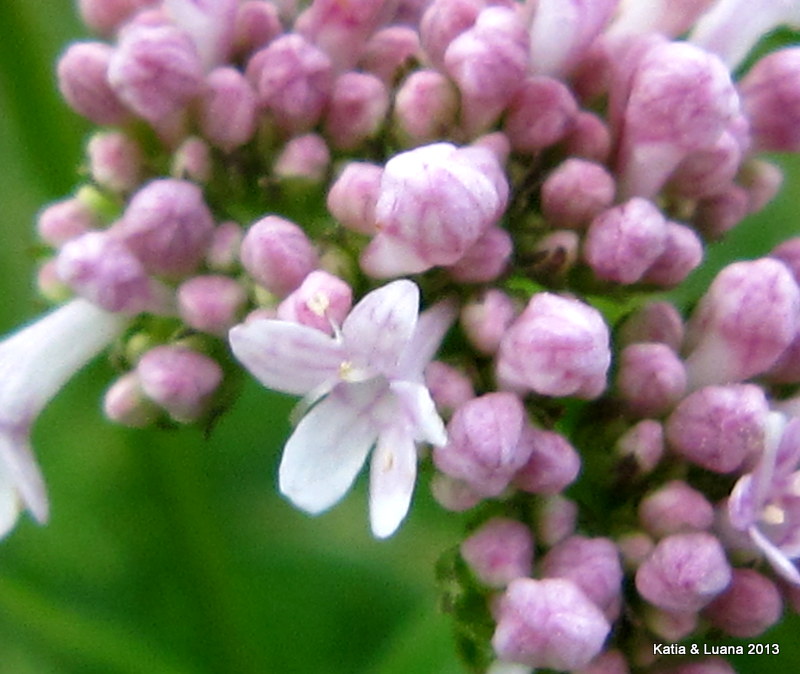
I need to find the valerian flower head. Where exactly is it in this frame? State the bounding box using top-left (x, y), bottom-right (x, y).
top-left (229, 280), bottom-right (454, 538)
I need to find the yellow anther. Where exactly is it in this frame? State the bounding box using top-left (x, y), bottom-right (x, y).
top-left (762, 503), bottom-right (786, 526)
top-left (339, 360), bottom-right (354, 380)
top-left (307, 292), bottom-right (330, 317)
top-left (382, 451), bottom-right (395, 472)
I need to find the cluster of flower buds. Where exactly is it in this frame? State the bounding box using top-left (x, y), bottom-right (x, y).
top-left (4, 0), bottom-right (800, 671)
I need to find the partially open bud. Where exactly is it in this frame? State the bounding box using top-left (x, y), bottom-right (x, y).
top-left (639, 481), bottom-right (714, 539)
top-left (460, 517), bottom-right (534, 588)
top-left (617, 343), bottom-right (687, 418)
top-left (276, 270), bottom-right (352, 334)
top-left (178, 275), bottom-right (247, 337)
top-left (324, 72), bottom-right (389, 151)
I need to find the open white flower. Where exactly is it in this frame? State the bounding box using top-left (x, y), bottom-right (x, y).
top-left (229, 279), bottom-right (454, 537)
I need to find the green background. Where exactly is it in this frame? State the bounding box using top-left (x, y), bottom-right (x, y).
top-left (0, 3), bottom-right (799, 672)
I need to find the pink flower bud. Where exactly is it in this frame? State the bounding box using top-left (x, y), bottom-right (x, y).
top-left (535, 494), bottom-right (578, 547)
top-left (460, 517), bottom-right (534, 588)
top-left (573, 649), bottom-right (630, 674)
top-left (361, 143), bottom-right (508, 276)
top-left (693, 185), bottom-right (749, 240)
top-left (177, 275), bottom-right (247, 336)
top-left (232, 1), bottom-right (282, 59)
top-left (460, 289), bottom-right (517, 356)
top-left (273, 134), bottom-right (331, 182)
top-left (703, 568), bottom-right (783, 637)
top-left (359, 26), bottom-right (420, 84)
top-left (616, 420), bottom-right (664, 475)
top-left (503, 76), bottom-right (578, 153)
top-left (117, 179), bottom-right (215, 278)
top-left (639, 481), bottom-right (714, 538)
top-left (617, 343), bottom-right (687, 418)
top-left (103, 372), bottom-right (160, 428)
top-left (37, 259), bottom-right (71, 303)
top-left (493, 578), bottom-right (610, 671)
top-left (584, 198), bottom-right (668, 285)
top-left (324, 72), bottom-right (389, 151)
top-left (419, 0), bottom-right (484, 71)
top-left (740, 159), bottom-right (783, 213)
top-left (642, 605), bottom-right (698, 642)
top-left (641, 222), bottom-right (703, 287)
top-left (393, 70), bottom-right (459, 146)
top-left (37, 199), bottom-right (98, 248)
top-left (541, 159), bottom-right (615, 229)
top-left (608, 0), bottom-right (716, 40)
top-left (668, 131), bottom-right (742, 199)
top-left (206, 221), bottom-right (242, 272)
top-left (527, 230), bottom-right (580, 280)
top-left (276, 270), bottom-right (353, 334)
top-left (433, 392), bottom-right (530, 497)
top-left (665, 384), bottom-right (769, 473)
top-left (618, 301), bottom-right (684, 352)
top-left (78, 0), bottom-right (157, 36)
top-left (87, 131), bottom-right (143, 194)
top-left (171, 136), bottom-right (211, 183)
top-left (684, 258), bottom-right (800, 388)
top-left (497, 292), bottom-right (611, 400)
top-left (108, 24), bottom-right (204, 123)
top-left (617, 42), bottom-right (740, 200)
top-left (137, 345), bottom-right (223, 423)
top-left (164, 0), bottom-right (238, 71)
top-left (57, 42), bottom-right (130, 125)
top-left (635, 532), bottom-right (732, 613)
top-left (430, 473), bottom-right (482, 512)
top-left (513, 426), bottom-right (581, 494)
top-left (447, 227), bottom-right (512, 283)
top-left (616, 532), bottom-right (655, 570)
top-left (565, 111), bottom-right (612, 163)
top-left (253, 34), bottom-right (333, 135)
top-left (326, 162), bottom-right (382, 235)
top-left (660, 658), bottom-right (737, 674)
top-left (56, 231), bottom-right (171, 315)
top-left (240, 215), bottom-right (319, 297)
top-left (199, 66), bottom-right (258, 152)
top-left (444, 6), bottom-right (529, 135)
top-left (424, 361), bottom-right (475, 416)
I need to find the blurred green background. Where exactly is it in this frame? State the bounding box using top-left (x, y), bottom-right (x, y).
top-left (1, 3), bottom-right (800, 673)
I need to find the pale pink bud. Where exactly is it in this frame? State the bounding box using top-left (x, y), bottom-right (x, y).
top-left (419, 0), bottom-right (484, 70)
top-left (527, 230), bottom-right (580, 280)
top-left (171, 136), bottom-right (211, 183)
top-left (430, 473), bottom-right (482, 512)
top-left (584, 198), bottom-right (668, 285)
top-left (497, 293), bottom-right (611, 400)
top-left (444, 6), bottom-right (529, 135)
top-left (447, 227), bottom-right (512, 283)
top-left (324, 72), bottom-right (389, 150)
top-left (240, 215), bottom-right (319, 297)
top-left (668, 131), bottom-right (742, 199)
top-left (641, 222), bottom-right (703, 287)
top-left (493, 578), bottom-right (610, 670)
top-left (616, 420), bottom-right (664, 475)
top-left (460, 517), bottom-right (534, 588)
top-left (618, 301), bottom-right (684, 352)
top-left (103, 372), bottom-right (160, 428)
top-left (565, 111), bottom-right (612, 163)
top-left (137, 345), bottom-right (223, 422)
top-left (635, 532), bottom-right (732, 612)
top-left (276, 270), bottom-right (352, 334)
top-left (273, 134), bottom-right (331, 182)
top-left (108, 24), bottom-right (204, 123)
top-left (616, 532), bottom-right (655, 570)
top-left (393, 70), bottom-right (459, 146)
top-left (665, 384), bottom-right (769, 473)
top-left (177, 275), bottom-right (247, 336)
top-left (361, 143), bottom-right (508, 276)
top-left (56, 231), bottom-right (171, 315)
top-left (642, 606), bottom-right (698, 642)
top-left (639, 481), bottom-right (714, 539)
top-left (232, 1), bottom-right (282, 59)
top-left (117, 179), bottom-right (215, 278)
top-left (78, 0), bottom-right (157, 36)
top-left (359, 26), bottom-right (420, 84)
top-left (684, 258), bottom-right (800, 388)
top-left (37, 199), bottom-right (98, 248)
top-left (693, 185), bottom-right (749, 240)
top-left (433, 392), bottom-right (530, 497)
top-left (424, 361), bottom-right (476, 416)
top-left (326, 162), bottom-right (383, 235)
top-left (460, 289), bottom-right (517, 356)
top-left (740, 159), bottom-right (783, 213)
top-left (199, 66), bottom-right (258, 152)
top-left (535, 494), bottom-right (578, 547)
top-left (36, 259), bottom-right (71, 302)
top-left (57, 42), bottom-right (130, 125)
top-left (541, 159), bottom-right (615, 229)
top-left (608, 0), bottom-right (716, 40)
top-left (253, 34), bottom-right (333, 135)
top-left (513, 426), bottom-right (581, 495)
top-left (617, 343), bottom-right (687, 418)
top-left (206, 221), bottom-right (243, 272)
top-left (87, 131), bottom-right (143, 194)
top-left (471, 131), bottom-right (511, 165)
top-left (703, 568), bottom-right (783, 637)
top-left (503, 76), bottom-right (578, 153)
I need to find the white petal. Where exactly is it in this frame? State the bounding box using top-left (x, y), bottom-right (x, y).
top-left (342, 280), bottom-right (420, 376)
top-left (369, 425), bottom-right (417, 538)
top-left (390, 380), bottom-right (447, 447)
top-left (750, 524), bottom-right (800, 585)
top-left (279, 381), bottom-right (384, 514)
top-left (229, 320), bottom-right (344, 395)
top-left (0, 461), bottom-right (21, 538)
top-left (397, 298), bottom-right (458, 378)
top-left (0, 433), bottom-right (48, 523)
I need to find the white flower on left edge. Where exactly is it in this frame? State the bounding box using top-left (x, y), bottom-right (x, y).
top-left (0, 299), bottom-right (127, 538)
top-left (229, 280), bottom-right (454, 537)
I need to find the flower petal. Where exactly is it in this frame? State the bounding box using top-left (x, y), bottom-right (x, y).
top-left (390, 380), bottom-right (447, 447)
top-left (278, 380), bottom-right (384, 514)
top-left (749, 524), bottom-right (800, 585)
top-left (229, 319), bottom-right (344, 395)
top-left (342, 280), bottom-right (420, 376)
top-left (397, 298), bottom-right (458, 378)
top-left (369, 424), bottom-right (417, 538)
top-left (0, 463), bottom-right (21, 539)
top-left (0, 433), bottom-right (48, 523)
